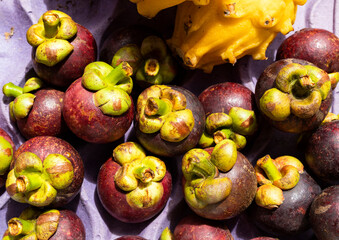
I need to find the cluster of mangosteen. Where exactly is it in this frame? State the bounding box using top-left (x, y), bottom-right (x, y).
top-left (0, 8), bottom-right (338, 240)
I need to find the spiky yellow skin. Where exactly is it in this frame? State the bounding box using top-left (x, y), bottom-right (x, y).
top-left (167, 0), bottom-right (307, 72)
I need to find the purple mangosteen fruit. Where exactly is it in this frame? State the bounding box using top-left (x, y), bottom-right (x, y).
top-left (0, 128), bottom-right (15, 188)
top-left (248, 155), bottom-right (321, 237)
top-left (27, 10), bottom-right (97, 88)
top-left (3, 77), bottom-right (67, 139)
top-left (276, 28), bottom-right (339, 74)
top-left (135, 85), bottom-right (205, 157)
top-left (97, 142), bottom-right (172, 223)
top-left (181, 140), bottom-right (257, 220)
top-left (305, 120), bottom-right (339, 185)
top-left (198, 82), bottom-right (258, 150)
top-left (63, 61), bottom-right (134, 143)
top-left (160, 214), bottom-right (234, 240)
top-left (250, 238), bottom-right (279, 240)
top-left (309, 185), bottom-right (339, 240)
top-left (2, 207), bottom-right (85, 240)
top-left (5, 136), bottom-right (84, 207)
top-left (255, 58), bottom-right (333, 133)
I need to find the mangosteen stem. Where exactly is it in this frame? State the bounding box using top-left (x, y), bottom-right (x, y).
top-left (185, 155), bottom-right (217, 180)
top-left (257, 155), bottom-right (282, 182)
top-left (213, 129), bottom-right (234, 144)
top-left (292, 75), bottom-right (314, 97)
top-left (8, 218), bottom-right (35, 236)
top-left (16, 173), bottom-right (43, 193)
top-left (42, 11), bottom-right (60, 38)
top-left (2, 82), bottom-right (23, 98)
top-left (144, 58), bottom-right (160, 76)
top-left (144, 97), bottom-right (172, 116)
top-left (103, 62), bottom-right (133, 86)
top-left (134, 167), bottom-right (155, 183)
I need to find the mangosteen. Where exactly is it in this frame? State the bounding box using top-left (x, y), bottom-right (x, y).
top-left (27, 10), bottom-right (97, 88)
top-left (198, 82), bottom-right (258, 150)
top-left (134, 85), bottom-right (205, 157)
top-left (255, 58), bottom-right (333, 133)
top-left (305, 120), bottom-right (339, 185)
top-left (309, 185), bottom-right (339, 240)
top-left (115, 236), bottom-right (147, 240)
top-left (62, 61), bottom-right (134, 143)
top-left (276, 28), bottom-right (339, 74)
top-left (97, 142), bottom-right (172, 223)
top-left (2, 207), bottom-right (85, 240)
top-left (248, 155), bottom-right (321, 237)
top-left (250, 238), bottom-right (279, 240)
top-left (181, 139), bottom-right (257, 220)
top-left (5, 136), bottom-right (84, 207)
top-left (0, 128), bottom-right (15, 188)
top-left (160, 214), bottom-right (234, 240)
top-left (2, 77), bottom-right (67, 139)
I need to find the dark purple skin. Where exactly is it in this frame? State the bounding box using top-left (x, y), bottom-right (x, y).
top-left (99, 25), bottom-right (155, 64)
top-left (135, 85), bottom-right (205, 157)
top-left (62, 78), bottom-right (134, 144)
top-left (9, 136), bottom-right (84, 207)
top-left (250, 238), bottom-right (279, 240)
top-left (305, 120), bottom-right (339, 185)
top-left (276, 28), bottom-right (339, 73)
top-left (185, 149), bottom-right (257, 220)
top-left (173, 214), bottom-right (234, 240)
top-left (115, 236), bottom-right (147, 240)
top-left (16, 88), bottom-right (67, 139)
top-left (32, 24), bottom-right (97, 89)
top-left (0, 128), bottom-right (15, 188)
top-left (97, 156), bottom-right (172, 223)
top-left (198, 82), bottom-right (257, 116)
top-left (255, 58), bottom-right (333, 133)
top-left (309, 185), bottom-right (339, 240)
top-left (248, 171), bottom-right (321, 237)
top-left (50, 209), bottom-right (86, 240)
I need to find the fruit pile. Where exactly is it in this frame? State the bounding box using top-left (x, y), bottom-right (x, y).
top-left (0, 1), bottom-right (338, 240)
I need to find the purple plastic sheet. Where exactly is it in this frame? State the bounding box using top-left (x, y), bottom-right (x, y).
top-left (0, 0), bottom-right (338, 239)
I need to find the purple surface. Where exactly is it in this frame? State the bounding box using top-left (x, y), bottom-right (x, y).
top-left (0, 0), bottom-right (338, 239)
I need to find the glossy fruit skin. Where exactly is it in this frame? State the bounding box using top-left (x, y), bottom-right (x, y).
top-left (115, 236), bottom-right (147, 240)
top-left (185, 150), bottom-right (257, 220)
top-left (276, 28), bottom-right (339, 73)
top-left (173, 214), bottom-right (233, 240)
top-left (309, 185), bottom-right (339, 240)
top-left (135, 85), bottom-right (205, 157)
top-left (198, 82), bottom-right (257, 116)
top-left (97, 157), bottom-right (172, 223)
top-left (50, 209), bottom-right (86, 240)
top-left (255, 58), bottom-right (332, 133)
top-left (32, 24), bottom-right (97, 88)
top-left (0, 128), bottom-right (15, 188)
top-left (248, 171), bottom-right (321, 237)
top-left (63, 78), bottom-right (134, 144)
top-left (305, 120), bottom-right (339, 186)
top-left (11, 136), bottom-right (84, 207)
top-left (16, 88), bottom-right (67, 139)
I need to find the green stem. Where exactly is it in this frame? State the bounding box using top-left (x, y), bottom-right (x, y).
top-left (2, 82), bottom-right (23, 98)
top-left (134, 166), bottom-right (154, 183)
top-left (213, 129), bottom-right (234, 144)
top-left (103, 62), bottom-right (133, 86)
top-left (257, 155), bottom-right (282, 182)
top-left (185, 155), bottom-right (217, 180)
top-left (16, 173), bottom-right (43, 193)
top-left (144, 58), bottom-right (160, 76)
top-left (42, 11), bottom-right (60, 38)
top-left (144, 97), bottom-right (172, 116)
top-left (8, 218), bottom-right (35, 236)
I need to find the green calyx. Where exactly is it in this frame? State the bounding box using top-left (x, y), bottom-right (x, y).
top-left (260, 63), bottom-right (332, 121)
top-left (82, 61), bottom-right (133, 116)
top-left (112, 35), bottom-right (177, 85)
top-left (3, 78), bottom-right (44, 121)
top-left (198, 108), bottom-right (257, 149)
top-left (0, 136), bottom-right (13, 175)
top-left (5, 151), bottom-right (74, 207)
top-left (137, 85), bottom-right (195, 142)
top-left (182, 146), bottom-right (234, 209)
top-left (254, 155), bottom-right (303, 209)
top-left (27, 10), bottom-right (77, 67)
top-left (113, 142), bottom-right (166, 208)
top-left (3, 208), bottom-right (60, 240)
